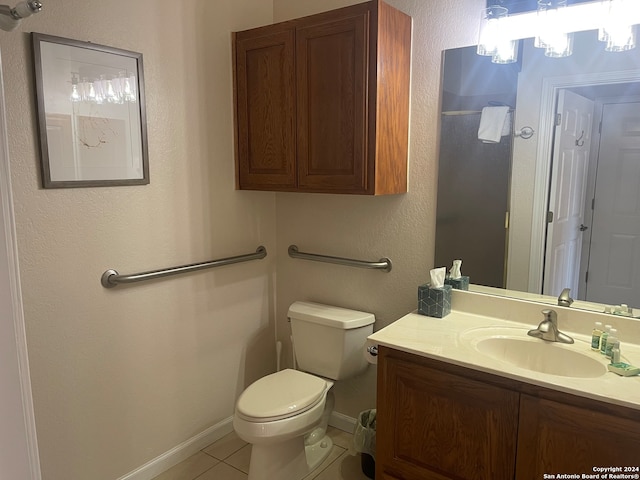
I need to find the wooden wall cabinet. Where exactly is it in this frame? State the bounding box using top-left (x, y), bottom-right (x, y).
top-left (377, 346), bottom-right (640, 480)
top-left (232, 1), bottom-right (411, 195)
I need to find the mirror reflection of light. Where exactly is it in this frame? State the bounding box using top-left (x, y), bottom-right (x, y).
top-left (478, 18), bottom-right (501, 55)
top-left (69, 72), bottom-right (137, 105)
top-left (600, 0), bottom-right (637, 51)
top-left (69, 73), bottom-right (81, 103)
top-left (543, 32), bottom-right (574, 57)
top-left (534, 1), bottom-right (573, 57)
top-left (493, 40), bottom-right (519, 64)
top-left (477, 6), bottom-right (509, 57)
top-left (478, 0), bottom-right (640, 63)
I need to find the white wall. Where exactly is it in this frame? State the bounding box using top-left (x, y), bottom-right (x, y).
top-left (272, 0), bottom-right (485, 418)
top-left (3, 1), bottom-right (276, 479)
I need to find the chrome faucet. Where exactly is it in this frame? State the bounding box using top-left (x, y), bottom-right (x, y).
top-left (527, 309), bottom-right (574, 344)
top-left (557, 288), bottom-right (574, 307)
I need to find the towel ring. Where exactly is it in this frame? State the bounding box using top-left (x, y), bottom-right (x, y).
top-left (515, 126), bottom-right (535, 139)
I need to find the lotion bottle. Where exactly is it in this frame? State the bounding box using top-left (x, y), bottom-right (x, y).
top-left (600, 324), bottom-right (612, 355)
top-left (611, 344), bottom-right (621, 364)
top-left (605, 329), bottom-right (619, 358)
top-left (591, 321), bottom-right (603, 351)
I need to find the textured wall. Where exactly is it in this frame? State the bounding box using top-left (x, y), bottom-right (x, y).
top-left (272, 0), bottom-right (484, 417)
top-left (3, 0), bottom-right (491, 476)
top-left (2, 1), bottom-right (276, 479)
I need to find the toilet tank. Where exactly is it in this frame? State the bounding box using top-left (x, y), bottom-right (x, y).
top-left (288, 301), bottom-right (375, 380)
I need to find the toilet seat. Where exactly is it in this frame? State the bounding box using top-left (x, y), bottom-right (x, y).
top-left (236, 369), bottom-right (328, 422)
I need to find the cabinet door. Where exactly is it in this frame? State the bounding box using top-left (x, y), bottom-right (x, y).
top-left (377, 349), bottom-right (519, 480)
top-left (296, 12), bottom-right (370, 193)
top-left (234, 27), bottom-right (296, 190)
top-left (516, 394), bottom-right (640, 479)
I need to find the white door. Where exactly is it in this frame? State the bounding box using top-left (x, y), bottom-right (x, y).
top-left (0, 53), bottom-right (41, 480)
top-left (585, 102), bottom-right (640, 305)
top-left (543, 90), bottom-right (594, 297)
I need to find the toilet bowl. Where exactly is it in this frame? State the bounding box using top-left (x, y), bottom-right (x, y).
top-left (233, 369), bottom-right (335, 480)
top-left (233, 302), bottom-right (375, 480)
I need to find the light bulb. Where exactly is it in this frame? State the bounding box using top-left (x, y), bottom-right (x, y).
top-left (544, 33), bottom-right (573, 57)
top-left (605, 25), bottom-right (635, 51)
top-left (94, 75), bottom-right (107, 104)
top-left (124, 75), bottom-right (136, 103)
top-left (478, 6), bottom-right (509, 57)
top-left (599, 0), bottom-right (636, 51)
top-left (535, 0), bottom-right (573, 57)
top-left (70, 84), bottom-right (81, 102)
top-left (492, 40), bottom-right (519, 64)
top-left (105, 79), bottom-right (118, 103)
top-left (69, 74), bottom-right (81, 103)
top-left (87, 82), bottom-right (96, 101)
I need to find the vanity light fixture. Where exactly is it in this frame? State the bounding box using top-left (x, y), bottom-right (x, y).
top-left (477, 5), bottom-right (519, 64)
top-left (599, 0), bottom-right (636, 51)
top-left (534, 0), bottom-right (574, 58)
top-left (477, 0), bottom-right (640, 62)
top-left (0, 0), bottom-right (41, 32)
top-left (69, 72), bottom-right (137, 105)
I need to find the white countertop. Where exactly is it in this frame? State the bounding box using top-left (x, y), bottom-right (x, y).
top-left (369, 307), bottom-right (640, 411)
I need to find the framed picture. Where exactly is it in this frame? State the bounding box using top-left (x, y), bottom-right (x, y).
top-left (32, 33), bottom-right (149, 188)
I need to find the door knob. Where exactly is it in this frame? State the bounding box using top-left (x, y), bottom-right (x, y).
top-left (579, 224), bottom-right (589, 231)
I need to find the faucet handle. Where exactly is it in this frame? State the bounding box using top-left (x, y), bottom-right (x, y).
top-left (541, 309), bottom-right (558, 325)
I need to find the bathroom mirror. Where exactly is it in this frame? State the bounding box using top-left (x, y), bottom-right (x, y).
top-left (32, 33), bottom-right (149, 188)
top-left (435, 30), bottom-right (640, 315)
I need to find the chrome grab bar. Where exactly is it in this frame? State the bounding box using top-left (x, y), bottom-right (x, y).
top-left (101, 246), bottom-right (267, 288)
top-left (288, 245), bottom-right (392, 272)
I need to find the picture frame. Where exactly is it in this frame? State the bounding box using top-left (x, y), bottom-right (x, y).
top-left (32, 33), bottom-right (149, 188)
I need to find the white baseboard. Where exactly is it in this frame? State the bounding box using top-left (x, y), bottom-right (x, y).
top-left (117, 417), bottom-right (234, 480)
top-left (329, 411), bottom-right (356, 434)
top-left (119, 411), bottom-right (357, 480)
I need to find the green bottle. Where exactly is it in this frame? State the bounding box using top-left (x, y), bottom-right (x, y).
top-left (591, 322), bottom-right (603, 351)
top-left (600, 324), bottom-right (612, 355)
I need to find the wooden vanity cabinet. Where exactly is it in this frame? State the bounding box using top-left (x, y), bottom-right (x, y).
top-left (377, 347), bottom-right (519, 480)
top-left (377, 346), bottom-right (640, 480)
top-left (232, 1), bottom-right (411, 195)
top-left (516, 395), bottom-right (640, 478)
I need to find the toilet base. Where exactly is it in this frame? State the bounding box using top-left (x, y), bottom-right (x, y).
top-left (306, 432), bottom-right (334, 471)
top-left (246, 433), bottom-right (333, 480)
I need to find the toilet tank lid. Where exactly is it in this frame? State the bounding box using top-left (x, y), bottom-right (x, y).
top-left (288, 301), bottom-right (375, 329)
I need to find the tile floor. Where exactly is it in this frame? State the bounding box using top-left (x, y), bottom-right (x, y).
top-left (152, 427), bottom-right (372, 480)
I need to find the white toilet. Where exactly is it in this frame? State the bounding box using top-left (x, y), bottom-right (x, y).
top-left (233, 301), bottom-right (375, 480)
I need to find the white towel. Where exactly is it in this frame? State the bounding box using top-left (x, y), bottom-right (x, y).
top-left (478, 106), bottom-right (510, 143)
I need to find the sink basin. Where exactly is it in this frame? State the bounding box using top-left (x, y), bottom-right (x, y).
top-left (461, 327), bottom-right (608, 378)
